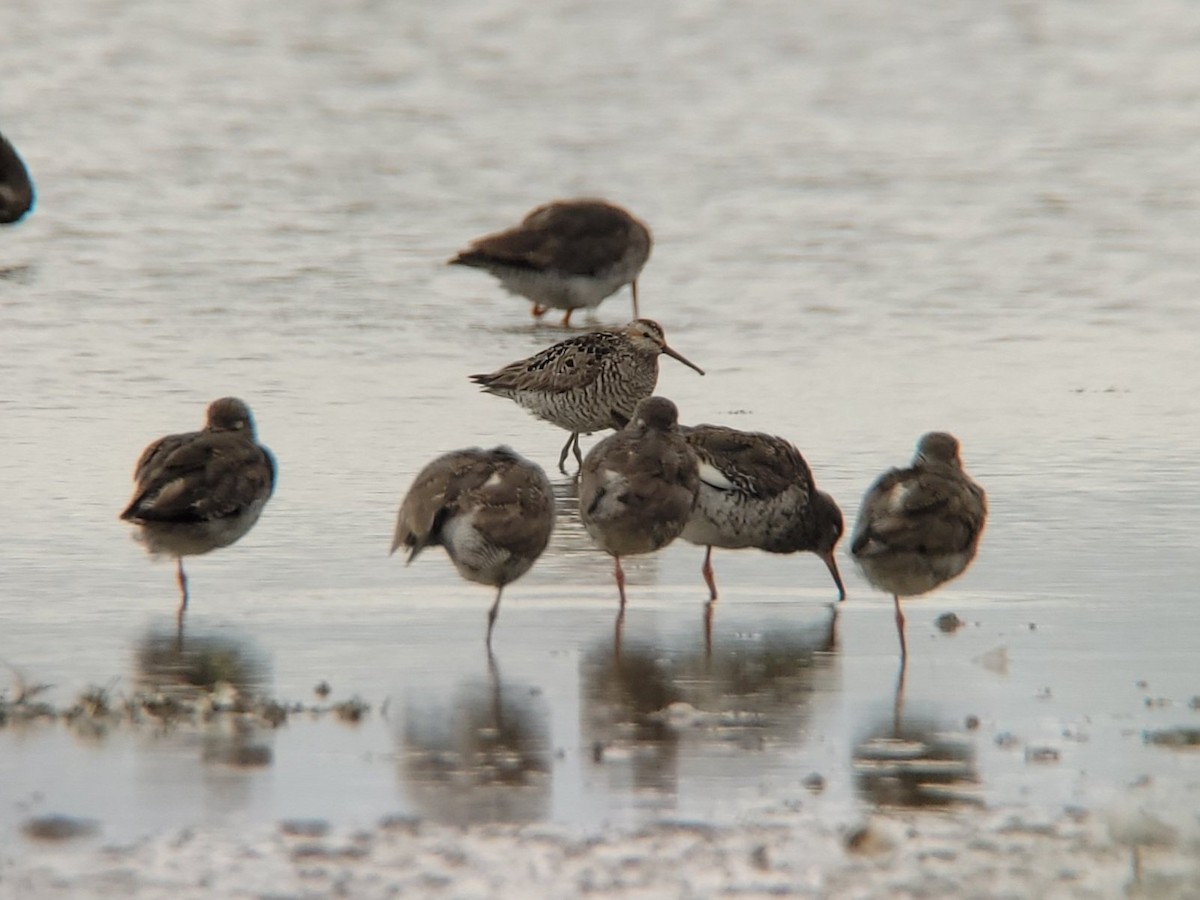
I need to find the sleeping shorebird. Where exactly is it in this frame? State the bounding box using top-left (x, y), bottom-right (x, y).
top-left (0, 130), bottom-right (34, 225)
top-left (681, 424), bottom-right (846, 603)
top-left (850, 432), bottom-right (987, 659)
top-left (449, 198), bottom-right (652, 327)
top-left (120, 398), bottom-right (276, 637)
top-left (578, 396), bottom-right (699, 612)
top-left (391, 446), bottom-right (555, 648)
top-left (470, 319), bottom-right (704, 475)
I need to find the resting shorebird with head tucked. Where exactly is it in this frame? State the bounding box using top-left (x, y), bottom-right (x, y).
top-left (120, 398), bottom-right (276, 637)
top-left (470, 319), bottom-right (704, 475)
top-left (578, 396), bottom-right (699, 612)
top-left (391, 446), bottom-right (555, 649)
top-left (850, 432), bottom-right (987, 659)
top-left (681, 424), bottom-right (846, 603)
top-left (0, 129), bottom-right (34, 225)
top-left (449, 198), bottom-right (652, 327)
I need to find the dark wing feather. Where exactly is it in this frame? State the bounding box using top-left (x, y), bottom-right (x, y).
top-left (685, 425), bottom-right (809, 498)
top-left (121, 432), bottom-right (272, 523)
top-left (392, 449), bottom-right (494, 559)
top-left (452, 201), bottom-right (637, 277)
top-left (853, 468), bottom-right (985, 556)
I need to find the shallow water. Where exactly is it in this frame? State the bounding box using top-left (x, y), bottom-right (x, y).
top-left (2, 0), bottom-right (1200, 870)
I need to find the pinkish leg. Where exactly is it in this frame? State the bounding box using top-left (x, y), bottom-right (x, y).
top-left (701, 546), bottom-right (718, 601)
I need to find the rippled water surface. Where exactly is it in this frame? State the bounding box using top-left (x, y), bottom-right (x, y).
top-left (2, 0), bottom-right (1199, 858)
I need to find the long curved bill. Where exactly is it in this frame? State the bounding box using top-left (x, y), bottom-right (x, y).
top-left (821, 549), bottom-right (847, 601)
top-left (661, 343), bottom-right (705, 376)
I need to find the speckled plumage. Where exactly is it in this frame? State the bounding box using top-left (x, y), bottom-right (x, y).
top-left (470, 319), bottom-right (704, 474)
top-left (578, 397), bottom-right (700, 609)
top-left (449, 199), bottom-right (652, 326)
top-left (850, 432), bottom-right (987, 657)
top-left (0, 130), bottom-right (34, 225)
top-left (681, 425), bottom-right (846, 601)
top-left (391, 446), bottom-right (555, 647)
top-left (120, 398), bottom-right (276, 634)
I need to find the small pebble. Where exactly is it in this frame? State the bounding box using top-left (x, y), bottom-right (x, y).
top-left (280, 819), bottom-right (330, 838)
top-left (802, 772), bottom-right (825, 794)
top-left (935, 613), bottom-right (964, 633)
top-left (750, 844), bottom-right (770, 870)
top-left (1025, 746), bottom-right (1061, 763)
top-left (22, 815), bottom-right (99, 842)
top-left (965, 714), bottom-right (980, 730)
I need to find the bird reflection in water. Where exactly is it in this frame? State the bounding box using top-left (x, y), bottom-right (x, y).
top-left (401, 658), bottom-right (550, 825)
top-left (134, 628), bottom-right (268, 698)
top-left (584, 609), bottom-right (839, 799)
top-left (133, 628), bottom-right (276, 771)
top-left (852, 674), bottom-right (980, 810)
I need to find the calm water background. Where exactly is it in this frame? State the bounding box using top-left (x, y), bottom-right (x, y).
top-left (2, 0), bottom-right (1199, 845)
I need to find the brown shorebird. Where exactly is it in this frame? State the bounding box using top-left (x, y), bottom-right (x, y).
top-left (0, 130), bottom-right (34, 225)
top-left (578, 396), bottom-right (699, 612)
top-left (449, 199), bottom-right (652, 327)
top-left (120, 398), bottom-right (276, 637)
top-left (470, 319), bottom-right (704, 475)
top-left (850, 432), bottom-right (987, 659)
top-left (680, 425), bottom-right (846, 604)
top-left (391, 446), bottom-right (555, 648)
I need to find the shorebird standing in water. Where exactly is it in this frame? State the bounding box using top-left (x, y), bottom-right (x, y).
top-left (449, 199), bottom-right (652, 327)
top-left (391, 446), bottom-right (555, 649)
top-left (578, 397), bottom-right (699, 615)
top-left (850, 432), bottom-right (987, 660)
top-left (120, 398), bottom-right (276, 639)
top-left (681, 425), bottom-right (846, 604)
top-left (0, 130), bottom-right (34, 225)
top-left (470, 319), bottom-right (704, 475)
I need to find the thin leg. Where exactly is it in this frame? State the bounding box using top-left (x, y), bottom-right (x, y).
top-left (631, 279), bottom-right (640, 318)
top-left (893, 652), bottom-right (909, 733)
top-left (557, 433), bottom-right (577, 475)
top-left (701, 546), bottom-right (718, 601)
top-left (486, 586), bottom-right (504, 649)
top-left (894, 594), bottom-right (907, 660)
top-left (175, 559), bottom-right (189, 650)
top-left (613, 605), bottom-right (625, 662)
top-left (570, 433), bottom-right (583, 471)
top-left (704, 599), bottom-right (715, 658)
top-left (531, 304), bottom-right (548, 318)
top-left (561, 309), bottom-right (574, 328)
top-left (613, 555), bottom-right (627, 610)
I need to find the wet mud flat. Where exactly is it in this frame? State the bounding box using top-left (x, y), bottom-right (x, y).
top-left (6, 786), bottom-right (1200, 898)
top-left (4, 605), bottom-right (1200, 899)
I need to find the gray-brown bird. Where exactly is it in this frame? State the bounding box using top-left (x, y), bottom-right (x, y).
top-left (850, 432), bottom-right (987, 658)
top-left (578, 396), bottom-right (700, 610)
top-left (391, 446), bottom-right (555, 648)
top-left (470, 319), bottom-right (704, 475)
top-left (449, 199), bottom-right (652, 327)
top-left (120, 398), bottom-right (276, 636)
top-left (680, 425), bottom-right (846, 602)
